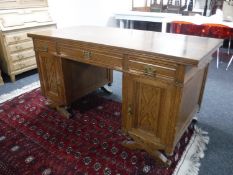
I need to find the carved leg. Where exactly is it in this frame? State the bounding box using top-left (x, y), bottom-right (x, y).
top-left (121, 140), bottom-right (141, 150)
top-left (10, 74), bottom-right (15, 82)
top-left (56, 106), bottom-right (71, 119)
top-left (122, 140), bottom-right (171, 167)
top-left (46, 99), bottom-right (72, 119)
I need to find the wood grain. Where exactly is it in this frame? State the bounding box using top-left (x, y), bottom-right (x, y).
top-left (29, 26), bottom-right (221, 163)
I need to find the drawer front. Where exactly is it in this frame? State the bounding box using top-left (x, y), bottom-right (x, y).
top-left (128, 57), bottom-right (177, 80)
top-left (5, 32), bottom-right (30, 44)
top-left (58, 44), bottom-right (123, 70)
top-left (12, 56), bottom-right (36, 71)
top-left (11, 50), bottom-right (35, 62)
top-left (5, 25), bottom-right (56, 45)
top-left (34, 40), bottom-right (56, 54)
top-left (8, 41), bottom-right (33, 53)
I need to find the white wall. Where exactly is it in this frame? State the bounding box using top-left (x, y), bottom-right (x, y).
top-left (48, 0), bottom-right (132, 28)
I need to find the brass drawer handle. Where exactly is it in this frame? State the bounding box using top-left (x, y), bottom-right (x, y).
top-left (128, 105), bottom-right (133, 116)
top-left (38, 44), bottom-right (48, 52)
top-left (13, 36), bottom-right (21, 41)
top-left (144, 66), bottom-right (156, 77)
top-left (17, 55), bottom-right (24, 60)
top-left (21, 63), bottom-right (26, 68)
top-left (83, 51), bottom-right (92, 59)
top-left (16, 46), bottom-right (23, 50)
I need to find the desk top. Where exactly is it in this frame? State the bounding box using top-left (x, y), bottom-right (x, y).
top-left (28, 26), bottom-right (223, 66)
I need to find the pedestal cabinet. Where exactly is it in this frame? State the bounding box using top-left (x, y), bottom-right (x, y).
top-left (0, 0), bottom-right (56, 82)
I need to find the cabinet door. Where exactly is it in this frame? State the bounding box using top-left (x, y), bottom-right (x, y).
top-left (36, 52), bottom-right (65, 105)
top-left (122, 73), bottom-right (175, 148)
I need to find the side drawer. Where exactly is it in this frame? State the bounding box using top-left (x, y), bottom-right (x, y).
top-left (12, 56), bottom-right (36, 71)
top-left (128, 56), bottom-right (177, 80)
top-left (8, 41), bottom-right (33, 53)
top-left (33, 39), bottom-right (57, 54)
top-left (11, 50), bottom-right (35, 62)
top-left (58, 44), bottom-right (123, 70)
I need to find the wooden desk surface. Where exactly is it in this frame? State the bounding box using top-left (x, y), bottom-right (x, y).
top-left (28, 26), bottom-right (223, 66)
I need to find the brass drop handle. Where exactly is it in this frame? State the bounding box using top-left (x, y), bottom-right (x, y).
top-left (13, 36), bottom-right (20, 41)
top-left (17, 55), bottom-right (24, 60)
top-left (83, 51), bottom-right (92, 59)
top-left (128, 105), bottom-right (133, 116)
top-left (16, 45), bottom-right (23, 50)
top-left (38, 44), bottom-right (48, 52)
top-left (144, 66), bottom-right (156, 77)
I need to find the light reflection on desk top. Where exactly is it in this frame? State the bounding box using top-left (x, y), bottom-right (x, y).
top-left (28, 26), bottom-right (223, 65)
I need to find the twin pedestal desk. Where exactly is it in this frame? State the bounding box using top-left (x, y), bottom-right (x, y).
top-left (28, 26), bottom-right (222, 165)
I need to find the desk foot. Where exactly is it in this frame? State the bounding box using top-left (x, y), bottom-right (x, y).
top-left (56, 106), bottom-right (72, 119)
top-left (101, 85), bottom-right (113, 94)
top-left (122, 140), bottom-right (171, 167)
top-left (46, 100), bottom-right (72, 119)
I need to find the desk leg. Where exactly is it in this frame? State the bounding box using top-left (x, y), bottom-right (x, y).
top-left (162, 21), bottom-right (167, 33)
top-left (46, 99), bottom-right (72, 119)
top-left (130, 21), bottom-right (134, 29)
top-left (119, 20), bottom-right (125, 28)
top-left (122, 140), bottom-right (171, 166)
top-left (217, 48), bottom-right (220, 69)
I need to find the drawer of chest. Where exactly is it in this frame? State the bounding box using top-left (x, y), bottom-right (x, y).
top-left (12, 56), bottom-right (36, 71)
top-left (5, 25), bottom-right (57, 45)
top-left (5, 32), bottom-right (31, 44)
top-left (58, 45), bottom-right (123, 70)
top-left (128, 59), bottom-right (177, 80)
top-left (11, 50), bottom-right (35, 62)
top-left (8, 41), bottom-right (33, 53)
top-left (33, 40), bottom-right (56, 54)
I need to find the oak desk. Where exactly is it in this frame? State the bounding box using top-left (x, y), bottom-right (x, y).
top-left (28, 26), bottom-right (222, 164)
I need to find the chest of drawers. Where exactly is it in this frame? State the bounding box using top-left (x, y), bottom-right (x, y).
top-left (0, 0), bottom-right (56, 82)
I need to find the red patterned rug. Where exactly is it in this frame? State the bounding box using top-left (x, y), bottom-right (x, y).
top-left (0, 86), bottom-right (208, 175)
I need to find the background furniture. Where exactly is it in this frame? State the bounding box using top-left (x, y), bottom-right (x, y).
top-left (165, 0), bottom-right (187, 13)
top-left (150, 0), bottom-right (166, 12)
top-left (132, 0), bottom-right (188, 13)
top-left (170, 21), bottom-right (233, 70)
top-left (29, 26), bottom-right (222, 164)
top-left (0, 0), bottom-right (56, 82)
top-left (114, 11), bottom-right (181, 32)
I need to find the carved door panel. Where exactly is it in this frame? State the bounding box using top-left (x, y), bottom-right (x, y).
top-left (123, 73), bottom-right (175, 147)
top-left (36, 52), bottom-right (65, 105)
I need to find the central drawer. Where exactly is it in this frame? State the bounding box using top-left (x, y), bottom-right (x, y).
top-left (58, 43), bottom-right (123, 70)
top-left (128, 56), bottom-right (177, 80)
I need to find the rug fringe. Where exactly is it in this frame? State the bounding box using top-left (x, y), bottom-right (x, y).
top-left (0, 81), bottom-right (40, 104)
top-left (172, 126), bottom-right (209, 175)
